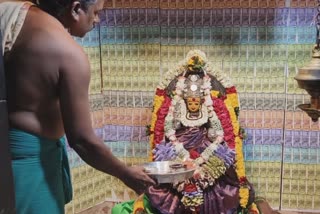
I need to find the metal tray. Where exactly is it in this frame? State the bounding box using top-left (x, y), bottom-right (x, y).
top-left (142, 161), bottom-right (196, 184)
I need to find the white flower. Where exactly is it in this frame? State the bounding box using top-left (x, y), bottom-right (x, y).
top-left (159, 50), bottom-right (234, 89)
top-left (166, 129), bottom-right (177, 137)
top-left (171, 99), bottom-right (177, 105)
top-left (204, 96), bottom-right (213, 106)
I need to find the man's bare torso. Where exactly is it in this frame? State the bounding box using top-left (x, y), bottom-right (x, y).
top-left (4, 4), bottom-right (78, 139)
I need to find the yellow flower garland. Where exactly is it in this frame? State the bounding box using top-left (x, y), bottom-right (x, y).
top-left (224, 98), bottom-right (240, 136)
top-left (211, 90), bottom-right (220, 98)
top-left (149, 94), bottom-right (165, 161)
top-left (224, 94), bottom-right (249, 208)
top-left (226, 93), bottom-right (239, 109)
top-left (239, 186), bottom-right (250, 208)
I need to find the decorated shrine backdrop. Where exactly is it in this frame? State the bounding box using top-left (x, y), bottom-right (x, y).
top-left (65, 1), bottom-right (320, 213)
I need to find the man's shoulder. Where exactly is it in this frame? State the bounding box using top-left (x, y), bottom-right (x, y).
top-left (21, 7), bottom-right (83, 57)
top-left (9, 5), bottom-right (88, 73)
top-left (26, 7), bottom-right (73, 44)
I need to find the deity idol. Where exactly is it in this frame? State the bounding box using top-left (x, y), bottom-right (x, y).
top-left (146, 50), bottom-right (258, 214)
top-left (112, 50), bottom-right (265, 214)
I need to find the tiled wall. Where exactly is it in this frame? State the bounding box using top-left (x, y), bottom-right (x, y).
top-left (66, 0), bottom-right (320, 213)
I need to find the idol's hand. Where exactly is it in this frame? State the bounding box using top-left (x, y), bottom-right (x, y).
top-left (174, 143), bottom-right (190, 161)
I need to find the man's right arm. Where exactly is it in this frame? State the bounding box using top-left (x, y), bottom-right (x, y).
top-left (57, 37), bottom-right (155, 193)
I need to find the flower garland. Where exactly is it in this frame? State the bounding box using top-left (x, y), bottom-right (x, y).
top-left (226, 86), bottom-right (240, 113)
top-left (224, 87), bottom-right (249, 209)
top-left (211, 91), bottom-right (235, 149)
top-left (174, 152), bottom-right (229, 211)
top-left (158, 50), bottom-right (233, 90)
top-left (148, 89), bottom-right (166, 160)
top-left (181, 183), bottom-right (204, 211)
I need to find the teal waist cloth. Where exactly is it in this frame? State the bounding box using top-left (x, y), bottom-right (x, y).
top-left (9, 128), bottom-right (73, 214)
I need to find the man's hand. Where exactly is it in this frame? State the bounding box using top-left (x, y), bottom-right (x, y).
top-left (121, 166), bottom-right (156, 195)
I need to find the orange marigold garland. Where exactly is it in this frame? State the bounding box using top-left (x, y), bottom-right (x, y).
top-left (225, 87), bottom-right (250, 209)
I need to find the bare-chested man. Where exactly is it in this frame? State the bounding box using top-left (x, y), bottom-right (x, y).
top-left (1, 0), bottom-right (155, 213)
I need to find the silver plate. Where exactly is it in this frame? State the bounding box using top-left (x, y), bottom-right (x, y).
top-left (142, 161), bottom-right (196, 184)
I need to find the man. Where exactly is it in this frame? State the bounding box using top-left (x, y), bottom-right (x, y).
top-left (1, 0), bottom-right (155, 213)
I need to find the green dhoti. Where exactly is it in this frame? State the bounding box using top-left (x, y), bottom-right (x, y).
top-left (10, 129), bottom-right (73, 214)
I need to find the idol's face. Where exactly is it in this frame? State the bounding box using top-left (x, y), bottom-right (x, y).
top-left (186, 97), bottom-right (201, 113)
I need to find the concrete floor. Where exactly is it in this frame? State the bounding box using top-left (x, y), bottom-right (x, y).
top-left (77, 201), bottom-right (114, 214)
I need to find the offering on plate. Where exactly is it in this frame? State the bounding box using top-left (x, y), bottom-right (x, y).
top-left (142, 161), bottom-right (196, 184)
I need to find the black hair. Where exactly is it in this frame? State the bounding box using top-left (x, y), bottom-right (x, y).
top-left (35, 0), bottom-right (97, 18)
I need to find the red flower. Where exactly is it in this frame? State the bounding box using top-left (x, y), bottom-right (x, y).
top-left (156, 88), bottom-right (166, 96)
top-left (212, 96), bottom-right (236, 149)
top-left (226, 86), bottom-right (237, 94)
top-left (184, 183), bottom-right (197, 192)
top-left (155, 119), bottom-right (165, 129)
top-left (189, 149), bottom-right (200, 159)
top-left (239, 176), bottom-right (248, 185)
top-left (153, 95), bottom-right (171, 144)
top-left (154, 135), bottom-right (164, 145)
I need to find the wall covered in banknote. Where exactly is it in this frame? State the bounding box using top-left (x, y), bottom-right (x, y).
top-left (65, 0), bottom-right (320, 213)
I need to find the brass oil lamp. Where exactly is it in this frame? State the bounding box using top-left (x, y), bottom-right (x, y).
top-left (294, 1), bottom-right (320, 122)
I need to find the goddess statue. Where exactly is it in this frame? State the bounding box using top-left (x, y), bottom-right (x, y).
top-left (112, 50), bottom-right (268, 214)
